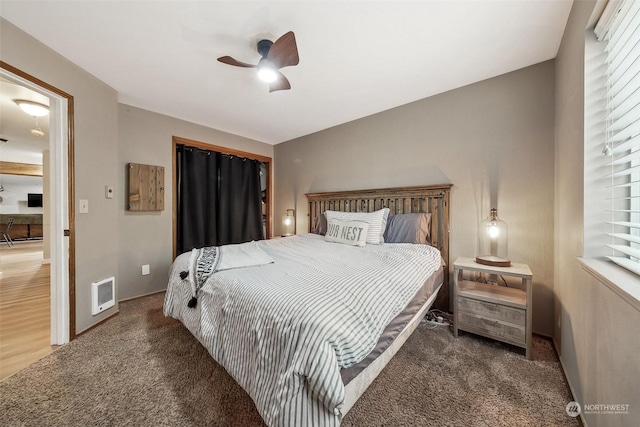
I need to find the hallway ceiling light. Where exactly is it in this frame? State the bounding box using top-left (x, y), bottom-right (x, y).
top-left (31, 117), bottom-right (45, 137)
top-left (14, 99), bottom-right (49, 117)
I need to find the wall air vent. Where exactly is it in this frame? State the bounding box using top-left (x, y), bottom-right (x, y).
top-left (91, 277), bottom-right (115, 315)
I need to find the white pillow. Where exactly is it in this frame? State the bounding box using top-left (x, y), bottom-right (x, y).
top-left (324, 219), bottom-right (369, 247)
top-left (325, 208), bottom-right (390, 245)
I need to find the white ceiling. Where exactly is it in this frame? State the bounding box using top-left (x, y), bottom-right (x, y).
top-left (0, 1), bottom-right (573, 145)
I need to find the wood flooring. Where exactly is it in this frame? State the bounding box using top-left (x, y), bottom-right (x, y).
top-left (0, 240), bottom-right (54, 381)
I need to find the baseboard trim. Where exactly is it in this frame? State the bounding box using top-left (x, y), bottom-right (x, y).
top-left (76, 310), bottom-right (119, 336)
top-left (76, 290), bottom-right (165, 337)
top-left (534, 331), bottom-right (553, 339)
top-left (553, 337), bottom-right (588, 427)
top-left (118, 289), bottom-right (166, 303)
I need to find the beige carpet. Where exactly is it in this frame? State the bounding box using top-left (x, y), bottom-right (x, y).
top-left (0, 292), bottom-right (580, 426)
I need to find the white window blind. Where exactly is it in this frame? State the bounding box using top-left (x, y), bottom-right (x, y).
top-left (595, 0), bottom-right (640, 276)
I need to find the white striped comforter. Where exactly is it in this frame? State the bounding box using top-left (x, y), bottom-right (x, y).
top-left (164, 233), bottom-right (442, 426)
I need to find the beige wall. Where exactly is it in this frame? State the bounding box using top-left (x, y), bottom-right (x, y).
top-left (117, 105), bottom-right (273, 301)
top-left (275, 61), bottom-right (556, 336)
top-left (555, 2), bottom-right (640, 426)
top-left (1, 18), bottom-right (119, 333)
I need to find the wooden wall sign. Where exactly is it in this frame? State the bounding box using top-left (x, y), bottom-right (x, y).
top-left (128, 163), bottom-right (164, 211)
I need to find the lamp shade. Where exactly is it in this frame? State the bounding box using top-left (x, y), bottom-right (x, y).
top-left (476, 208), bottom-right (510, 267)
top-left (282, 209), bottom-right (295, 236)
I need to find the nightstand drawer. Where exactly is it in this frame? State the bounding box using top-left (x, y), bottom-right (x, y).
top-left (457, 296), bottom-right (526, 326)
top-left (458, 311), bottom-right (526, 345)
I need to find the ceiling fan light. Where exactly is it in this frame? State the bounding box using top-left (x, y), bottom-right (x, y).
top-left (257, 59), bottom-right (277, 83)
top-left (15, 100), bottom-right (49, 117)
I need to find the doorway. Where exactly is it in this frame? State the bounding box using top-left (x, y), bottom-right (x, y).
top-left (0, 62), bottom-right (75, 361)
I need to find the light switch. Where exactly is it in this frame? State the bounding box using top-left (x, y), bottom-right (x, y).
top-left (141, 264), bottom-right (150, 276)
top-left (105, 185), bottom-right (114, 199)
top-left (79, 199), bottom-right (89, 214)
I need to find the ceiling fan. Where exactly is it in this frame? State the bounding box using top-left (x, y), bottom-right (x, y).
top-left (217, 31), bottom-right (299, 92)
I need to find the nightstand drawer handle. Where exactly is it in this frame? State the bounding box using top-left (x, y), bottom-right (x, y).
top-left (478, 316), bottom-right (499, 326)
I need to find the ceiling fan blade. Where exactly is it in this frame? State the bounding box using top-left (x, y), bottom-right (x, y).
top-left (269, 72), bottom-right (291, 92)
top-left (217, 56), bottom-right (257, 68)
top-left (267, 31), bottom-right (299, 69)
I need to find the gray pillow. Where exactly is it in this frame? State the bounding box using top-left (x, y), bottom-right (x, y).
top-left (313, 213), bottom-right (327, 235)
top-left (383, 213), bottom-right (432, 244)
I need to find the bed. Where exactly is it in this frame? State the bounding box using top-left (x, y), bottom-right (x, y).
top-left (164, 184), bottom-right (451, 426)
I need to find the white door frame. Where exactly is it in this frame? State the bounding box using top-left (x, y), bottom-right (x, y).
top-left (0, 63), bottom-right (74, 344)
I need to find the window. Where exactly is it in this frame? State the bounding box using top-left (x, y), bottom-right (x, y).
top-left (595, 0), bottom-right (640, 276)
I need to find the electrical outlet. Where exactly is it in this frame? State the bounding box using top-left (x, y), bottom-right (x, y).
top-left (141, 264), bottom-right (150, 275)
top-left (105, 185), bottom-right (114, 199)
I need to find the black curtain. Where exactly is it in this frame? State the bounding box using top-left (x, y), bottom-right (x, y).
top-left (176, 144), bottom-right (264, 254)
top-left (218, 154), bottom-right (264, 245)
top-left (176, 145), bottom-right (219, 254)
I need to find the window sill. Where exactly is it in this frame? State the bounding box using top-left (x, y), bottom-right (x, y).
top-left (578, 257), bottom-right (640, 312)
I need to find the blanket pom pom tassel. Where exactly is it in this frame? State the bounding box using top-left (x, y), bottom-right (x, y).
top-left (187, 296), bottom-right (198, 308)
top-left (180, 271), bottom-right (188, 280)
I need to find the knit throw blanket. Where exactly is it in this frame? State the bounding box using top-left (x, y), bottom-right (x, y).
top-left (179, 241), bottom-right (275, 309)
top-left (180, 246), bottom-right (220, 308)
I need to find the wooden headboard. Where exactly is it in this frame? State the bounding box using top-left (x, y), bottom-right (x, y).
top-left (306, 184), bottom-right (452, 311)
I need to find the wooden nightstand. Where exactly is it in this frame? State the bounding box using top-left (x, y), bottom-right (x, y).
top-left (453, 257), bottom-right (533, 360)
